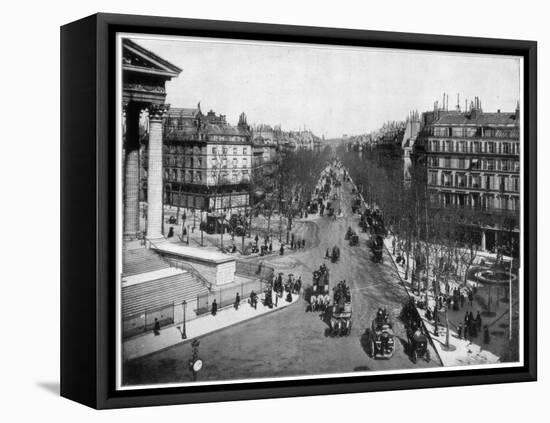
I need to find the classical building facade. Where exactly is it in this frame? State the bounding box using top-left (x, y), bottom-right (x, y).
top-left (419, 98), bottom-right (520, 252)
top-left (122, 39), bottom-right (182, 241)
top-left (141, 106), bottom-right (253, 214)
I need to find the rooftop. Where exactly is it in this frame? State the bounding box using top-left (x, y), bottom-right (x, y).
top-left (434, 111), bottom-right (519, 126)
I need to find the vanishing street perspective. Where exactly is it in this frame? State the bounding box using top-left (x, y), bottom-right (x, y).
top-left (119, 37), bottom-right (521, 386)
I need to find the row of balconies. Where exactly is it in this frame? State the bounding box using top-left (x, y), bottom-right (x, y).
top-left (428, 180), bottom-right (519, 193)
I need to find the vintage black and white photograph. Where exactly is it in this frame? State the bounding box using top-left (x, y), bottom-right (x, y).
top-left (117, 33), bottom-right (523, 389)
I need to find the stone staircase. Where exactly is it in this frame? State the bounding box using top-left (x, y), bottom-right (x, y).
top-left (122, 270), bottom-right (208, 318)
top-left (121, 246), bottom-right (211, 322)
top-left (123, 247), bottom-right (170, 276)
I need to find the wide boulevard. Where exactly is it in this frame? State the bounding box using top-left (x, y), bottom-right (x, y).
top-left (124, 167), bottom-right (441, 385)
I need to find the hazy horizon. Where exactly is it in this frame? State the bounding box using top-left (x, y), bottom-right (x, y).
top-left (129, 35), bottom-right (521, 139)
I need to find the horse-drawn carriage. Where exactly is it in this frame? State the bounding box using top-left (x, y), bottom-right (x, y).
top-left (306, 265), bottom-right (330, 312)
top-left (331, 245), bottom-right (340, 263)
top-left (328, 302), bottom-right (352, 336)
top-left (351, 197), bottom-right (362, 214)
top-left (400, 299), bottom-right (431, 363)
top-left (327, 281), bottom-right (352, 336)
top-left (369, 313), bottom-right (395, 359)
top-left (407, 328), bottom-right (431, 363)
top-left (370, 235), bottom-right (384, 263)
top-left (349, 233), bottom-right (359, 247)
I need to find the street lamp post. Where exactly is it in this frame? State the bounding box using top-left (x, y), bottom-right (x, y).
top-left (181, 300), bottom-right (187, 339)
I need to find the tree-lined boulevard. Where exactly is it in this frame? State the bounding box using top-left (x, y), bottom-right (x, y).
top-left (123, 162), bottom-right (440, 385)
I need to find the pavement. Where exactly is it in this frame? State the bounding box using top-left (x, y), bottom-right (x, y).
top-left (123, 292), bottom-right (300, 361)
top-left (382, 235), bottom-right (502, 367)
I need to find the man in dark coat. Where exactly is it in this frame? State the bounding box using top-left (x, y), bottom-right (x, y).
top-left (211, 299), bottom-right (218, 316)
top-left (475, 311), bottom-right (482, 332)
top-left (234, 292), bottom-right (240, 310)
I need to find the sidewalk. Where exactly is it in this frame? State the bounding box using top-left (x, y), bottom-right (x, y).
top-left (123, 292), bottom-right (300, 361)
top-left (382, 235), bottom-right (502, 367)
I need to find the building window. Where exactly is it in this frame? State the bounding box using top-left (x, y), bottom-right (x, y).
top-left (485, 174), bottom-right (494, 190)
top-left (233, 158), bottom-right (238, 168)
top-left (487, 159), bottom-right (495, 171)
top-left (512, 177), bottom-right (519, 192)
top-left (499, 176), bottom-right (507, 191)
top-left (233, 147), bottom-right (237, 155)
top-left (212, 146), bottom-right (217, 155)
top-left (243, 147), bottom-right (248, 155)
top-left (503, 143), bottom-right (510, 154)
top-left (472, 174), bottom-right (481, 189)
top-left (243, 158), bottom-right (248, 167)
top-left (458, 158), bottom-right (465, 169)
top-left (473, 142), bottom-right (481, 153)
top-left (222, 147), bottom-right (228, 155)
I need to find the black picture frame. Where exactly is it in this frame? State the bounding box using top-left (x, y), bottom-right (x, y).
top-left (60, 13), bottom-right (537, 409)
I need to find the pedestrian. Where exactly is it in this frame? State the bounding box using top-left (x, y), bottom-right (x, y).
top-left (457, 323), bottom-right (463, 339)
top-left (483, 325), bottom-right (490, 344)
top-left (234, 292), bottom-right (240, 310)
top-left (250, 291), bottom-right (257, 309)
top-left (167, 227), bottom-right (174, 238)
top-left (460, 292), bottom-right (465, 308)
top-left (291, 239), bottom-right (295, 250)
top-left (326, 248), bottom-right (330, 259)
top-left (211, 299), bottom-right (218, 316)
top-left (302, 239), bottom-right (306, 248)
top-left (468, 290), bottom-right (474, 307)
top-left (269, 242), bottom-right (273, 253)
top-left (153, 318), bottom-right (161, 336)
top-left (475, 311), bottom-right (482, 332)
top-left (280, 244), bottom-right (284, 255)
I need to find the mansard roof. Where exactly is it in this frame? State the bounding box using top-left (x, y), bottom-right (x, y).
top-left (434, 111), bottom-right (518, 127)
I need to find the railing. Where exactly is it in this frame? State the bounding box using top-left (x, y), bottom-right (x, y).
top-left (123, 303), bottom-right (175, 340)
top-left (146, 237), bottom-right (213, 291)
top-left (196, 278), bottom-right (266, 316)
top-left (428, 202), bottom-right (519, 216)
top-left (235, 260), bottom-right (275, 282)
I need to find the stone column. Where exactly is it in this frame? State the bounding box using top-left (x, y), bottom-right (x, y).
top-left (146, 104), bottom-right (168, 241)
top-left (123, 103), bottom-right (142, 240)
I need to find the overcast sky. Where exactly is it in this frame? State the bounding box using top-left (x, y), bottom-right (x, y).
top-left (130, 35), bottom-right (521, 139)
